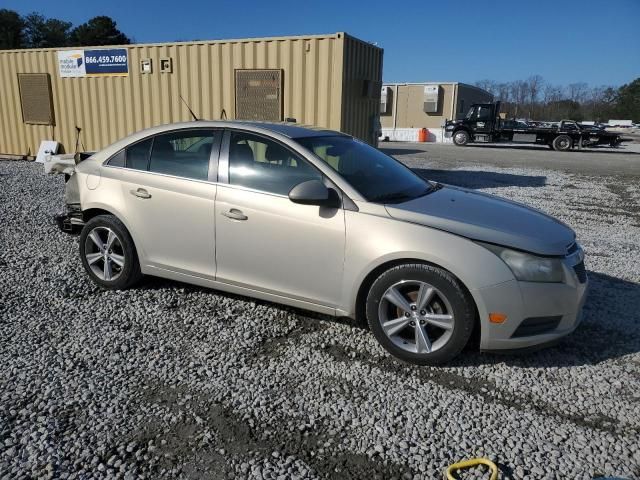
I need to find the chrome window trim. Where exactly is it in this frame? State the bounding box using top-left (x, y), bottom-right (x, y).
top-left (103, 127), bottom-right (223, 183)
top-left (215, 181), bottom-right (289, 199)
top-left (102, 164), bottom-right (220, 187)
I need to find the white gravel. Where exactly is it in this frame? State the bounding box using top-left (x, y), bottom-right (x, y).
top-left (1, 159), bottom-right (639, 480)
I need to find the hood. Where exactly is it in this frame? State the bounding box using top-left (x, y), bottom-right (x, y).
top-left (385, 185), bottom-right (575, 256)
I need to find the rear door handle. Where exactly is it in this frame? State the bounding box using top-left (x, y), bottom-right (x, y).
top-left (130, 188), bottom-right (152, 199)
top-left (221, 208), bottom-right (248, 221)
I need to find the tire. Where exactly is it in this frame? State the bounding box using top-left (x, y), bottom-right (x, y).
top-left (452, 130), bottom-right (470, 146)
top-left (366, 263), bottom-right (475, 365)
top-left (79, 214), bottom-right (142, 290)
top-left (552, 134), bottom-right (573, 151)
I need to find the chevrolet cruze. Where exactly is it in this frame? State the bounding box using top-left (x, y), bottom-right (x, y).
top-left (55, 121), bottom-right (588, 365)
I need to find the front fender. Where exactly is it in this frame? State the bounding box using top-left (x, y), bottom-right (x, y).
top-left (340, 210), bottom-right (514, 317)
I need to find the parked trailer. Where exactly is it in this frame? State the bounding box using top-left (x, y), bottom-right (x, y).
top-left (445, 102), bottom-right (628, 151)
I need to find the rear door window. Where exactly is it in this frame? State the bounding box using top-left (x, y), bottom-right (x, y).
top-left (148, 130), bottom-right (215, 181)
top-left (107, 149), bottom-right (125, 167)
top-left (126, 138), bottom-right (153, 171)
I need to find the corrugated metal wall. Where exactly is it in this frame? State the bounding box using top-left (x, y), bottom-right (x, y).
top-left (0, 32), bottom-right (383, 157)
top-left (340, 35), bottom-right (384, 145)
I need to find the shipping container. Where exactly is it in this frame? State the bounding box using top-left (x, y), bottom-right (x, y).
top-left (0, 32), bottom-right (383, 157)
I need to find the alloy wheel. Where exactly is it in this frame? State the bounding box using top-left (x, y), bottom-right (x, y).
top-left (84, 227), bottom-right (126, 281)
top-left (378, 280), bottom-right (455, 354)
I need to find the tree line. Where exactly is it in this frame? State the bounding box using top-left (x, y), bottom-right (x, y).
top-left (0, 9), bottom-right (131, 49)
top-left (475, 76), bottom-right (640, 123)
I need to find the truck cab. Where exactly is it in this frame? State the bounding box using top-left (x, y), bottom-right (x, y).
top-left (444, 102), bottom-right (500, 145)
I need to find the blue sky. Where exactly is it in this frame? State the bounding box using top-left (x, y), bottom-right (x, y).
top-left (5, 0), bottom-right (639, 87)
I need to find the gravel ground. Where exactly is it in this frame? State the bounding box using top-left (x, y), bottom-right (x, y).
top-left (1, 157), bottom-right (639, 480)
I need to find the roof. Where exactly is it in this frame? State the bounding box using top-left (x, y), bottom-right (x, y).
top-left (0, 32), bottom-right (380, 55)
top-left (100, 120), bottom-right (348, 156)
top-left (229, 121), bottom-right (347, 138)
top-left (383, 82), bottom-right (492, 96)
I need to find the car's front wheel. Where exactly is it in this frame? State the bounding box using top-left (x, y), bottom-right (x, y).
top-left (79, 214), bottom-right (142, 290)
top-left (366, 263), bottom-right (475, 365)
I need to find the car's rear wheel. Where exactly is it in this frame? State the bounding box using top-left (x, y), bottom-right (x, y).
top-left (366, 263), bottom-right (475, 365)
top-left (79, 215), bottom-right (142, 290)
top-left (452, 130), bottom-right (470, 146)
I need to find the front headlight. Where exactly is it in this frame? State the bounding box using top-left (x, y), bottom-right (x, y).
top-left (479, 242), bottom-right (564, 283)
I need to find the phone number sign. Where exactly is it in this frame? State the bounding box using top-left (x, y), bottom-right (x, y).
top-left (84, 49), bottom-right (128, 76)
top-left (58, 48), bottom-right (128, 77)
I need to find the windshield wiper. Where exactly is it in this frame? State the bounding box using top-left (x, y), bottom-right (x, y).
top-left (371, 183), bottom-right (443, 204)
top-left (371, 192), bottom-right (415, 203)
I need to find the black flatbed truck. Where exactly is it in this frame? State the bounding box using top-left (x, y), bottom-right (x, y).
top-left (444, 102), bottom-right (628, 151)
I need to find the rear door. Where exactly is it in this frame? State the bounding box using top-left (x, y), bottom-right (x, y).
top-left (213, 130), bottom-right (346, 308)
top-left (111, 129), bottom-right (221, 279)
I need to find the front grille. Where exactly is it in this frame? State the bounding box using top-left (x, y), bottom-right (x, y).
top-left (511, 316), bottom-right (562, 338)
top-left (573, 261), bottom-right (587, 283)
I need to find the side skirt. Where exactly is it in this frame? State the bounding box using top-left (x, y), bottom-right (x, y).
top-left (144, 265), bottom-right (338, 317)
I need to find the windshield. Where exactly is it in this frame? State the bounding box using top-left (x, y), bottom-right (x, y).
top-left (296, 135), bottom-right (432, 203)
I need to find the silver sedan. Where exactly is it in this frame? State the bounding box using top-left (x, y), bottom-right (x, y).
top-left (56, 121), bottom-right (588, 365)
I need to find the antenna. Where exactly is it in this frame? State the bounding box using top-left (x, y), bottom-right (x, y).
top-left (73, 125), bottom-right (85, 164)
top-left (179, 94), bottom-right (199, 121)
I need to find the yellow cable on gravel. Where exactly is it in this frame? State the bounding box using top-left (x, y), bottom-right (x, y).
top-left (445, 457), bottom-right (499, 480)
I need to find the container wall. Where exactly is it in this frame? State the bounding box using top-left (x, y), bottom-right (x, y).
top-left (0, 33), bottom-right (347, 156)
top-left (339, 35), bottom-right (384, 145)
top-left (381, 84), bottom-right (456, 130)
top-left (381, 83), bottom-right (493, 130)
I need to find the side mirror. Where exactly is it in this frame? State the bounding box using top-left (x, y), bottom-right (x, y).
top-left (288, 179), bottom-right (341, 208)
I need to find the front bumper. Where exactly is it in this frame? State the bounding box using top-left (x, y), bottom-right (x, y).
top-left (472, 261), bottom-right (589, 351)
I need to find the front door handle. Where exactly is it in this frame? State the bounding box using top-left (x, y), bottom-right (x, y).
top-left (130, 188), bottom-right (152, 199)
top-left (221, 208), bottom-right (248, 221)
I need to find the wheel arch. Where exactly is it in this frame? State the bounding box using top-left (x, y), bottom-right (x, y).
top-left (354, 258), bottom-right (481, 345)
top-left (83, 207), bottom-right (115, 223)
top-left (452, 126), bottom-right (471, 135)
top-left (81, 204), bottom-right (146, 263)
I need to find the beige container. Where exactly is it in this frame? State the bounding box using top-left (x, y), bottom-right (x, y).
top-left (0, 32), bottom-right (383, 157)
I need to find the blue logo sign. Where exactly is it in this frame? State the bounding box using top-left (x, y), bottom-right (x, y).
top-left (84, 49), bottom-right (128, 76)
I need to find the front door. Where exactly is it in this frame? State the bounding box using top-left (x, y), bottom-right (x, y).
top-left (214, 130), bottom-right (346, 308)
top-left (117, 129), bottom-right (221, 279)
top-left (472, 105), bottom-right (494, 134)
